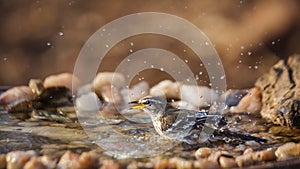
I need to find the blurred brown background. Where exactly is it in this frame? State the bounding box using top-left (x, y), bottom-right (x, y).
top-left (0, 0), bottom-right (299, 88)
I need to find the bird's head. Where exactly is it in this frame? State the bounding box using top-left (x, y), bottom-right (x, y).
top-left (129, 96), bottom-right (168, 115)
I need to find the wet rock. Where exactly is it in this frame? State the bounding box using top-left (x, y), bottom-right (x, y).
top-left (223, 89), bottom-right (248, 107)
top-left (78, 151), bottom-right (99, 169)
top-left (275, 142), bottom-right (300, 160)
top-left (219, 156), bottom-right (238, 169)
top-left (57, 151), bottom-right (80, 169)
top-left (252, 149), bottom-right (276, 162)
top-left (236, 149), bottom-right (276, 167)
top-left (121, 81), bottom-right (149, 102)
top-left (29, 79), bottom-right (44, 95)
top-left (93, 72), bottom-right (125, 91)
top-left (23, 156), bottom-right (56, 169)
top-left (44, 73), bottom-right (80, 91)
top-left (100, 160), bottom-right (121, 169)
top-left (170, 101), bottom-right (197, 110)
top-left (6, 150), bottom-right (37, 169)
top-left (150, 80), bottom-right (180, 99)
top-left (193, 159), bottom-right (220, 169)
top-left (235, 153), bottom-right (254, 167)
top-left (0, 86), bottom-right (34, 104)
top-left (229, 87), bottom-right (262, 114)
top-left (97, 85), bottom-right (123, 104)
top-left (0, 154), bottom-right (6, 169)
top-left (195, 147), bottom-right (212, 159)
top-left (75, 92), bottom-right (102, 112)
top-left (180, 85), bottom-right (218, 107)
top-left (255, 54), bottom-right (300, 128)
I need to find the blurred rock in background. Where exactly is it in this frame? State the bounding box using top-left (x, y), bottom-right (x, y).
top-left (0, 0), bottom-right (299, 88)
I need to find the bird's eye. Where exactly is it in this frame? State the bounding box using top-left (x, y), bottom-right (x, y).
top-left (143, 100), bottom-right (150, 105)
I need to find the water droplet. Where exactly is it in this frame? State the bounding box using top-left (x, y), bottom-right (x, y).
top-left (46, 42), bottom-right (51, 46)
top-left (58, 32), bottom-right (64, 36)
top-left (172, 58), bottom-right (176, 61)
top-left (248, 66), bottom-right (252, 69)
top-left (271, 41), bottom-right (275, 45)
top-left (129, 49), bottom-right (133, 53)
top-left (200, 63), bottom-right (203, 67)
top-left (208, 83), bottom-right (212, 86)
top-left (211, 76), bottom-right (215, 80)
top-left (160, 68), bottom-right (164, 71)
top-left (185, 59), bottom-right (188, 63)
top-left (127, 58), bottom-right (131, 62)
top-left (3, 58), bottom-right (7, 61)
top-left (105, 44), bottom-right (109, 48)
top-left (254, 65), bottom-right (258, 69)
top-left (238, 60), bottom-right (242, 63)
top-left (143, 61), bottom-right (147, 64)
top-left (220, 75), bottom-right (225, 80)
top-left (199, 72), bottom-right (203, 75)
top-left (141, 91), bottom-right (145, 95)
top-left (240, 46), bottom-right (244, 49)
top-left (205, 42), bottom-right (210, 46)
top-left (150, 65), bottom-right (154, 68)
top-left (248, 52), bottom-right (252, 56)
top-left (130, 42), bottom-right (134, 46)
top-left (195, 75), bottom-right (199, 80)
top-left (183, 49), bottom-right (186, 53)
top-left (102, 28), bottom-right (106, 32)
top-left (186, 78), bottom-right (190, 82)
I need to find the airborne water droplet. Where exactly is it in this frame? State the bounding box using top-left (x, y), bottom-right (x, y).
top-left (160, 68), bottom-right (164, 71)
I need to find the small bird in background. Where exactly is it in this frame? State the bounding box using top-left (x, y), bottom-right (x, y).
top-left (129, 96), bottom-right (266, 145)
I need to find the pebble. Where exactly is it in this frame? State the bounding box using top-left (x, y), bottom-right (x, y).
top-left (97, 85), bottom-right (123, 103)
top-left (235, 153), bottom-right (254, 167)
top-left (275, 142), bottom-right (300, 160)
top-left (0, 86), bottom-right (34, 104)
top-left (93, 72), bottom-right (125, 90)
top-left (230, 87), bottom-right (262, 114)
top-left (180, 85), bottom-right (218, 107)
top-left (23, 156), bottom-right (56, 169)
top-left (195, 147), bottom-right (212, 159)
top-left (121, 81), bottom-right (149, 102)
top-left (252, 149), bottom-right (276, 161)
top-left (193, 159), bottom-right (220, 169)
top-left (100, 160), bottom-right (121, 169)
top-left (44, 72), bottom-right (80, 91)
top-left (75, 92), bottom-right (102, 112)
top-left (219, 156), bottom-right (238, 168)
top-left (150, 80), bottom-right (180, 99)
top-left (6, 150), bottom-right (37, 169)
top-left (0, 154), bottom-right (6, 169)
top-left (57, 151), bottom-right (80, 169)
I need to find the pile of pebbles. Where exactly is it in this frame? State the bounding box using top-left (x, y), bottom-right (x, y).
top-left (1, 55), bottom-right (300, 169)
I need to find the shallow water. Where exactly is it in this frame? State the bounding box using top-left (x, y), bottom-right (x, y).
top-left (1, 107), bottom-right (300, 161)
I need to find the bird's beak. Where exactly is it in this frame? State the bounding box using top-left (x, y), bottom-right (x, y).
top-left (128, 101), bottom-right (146, 109)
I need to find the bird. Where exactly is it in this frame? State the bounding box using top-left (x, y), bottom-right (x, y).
top-left (129, 96), bottom-right (267, 145)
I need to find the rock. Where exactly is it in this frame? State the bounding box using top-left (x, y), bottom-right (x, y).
top-left (255, 54), bottom-right (300, 128)
top-left (180, 85), bottom-right (218, 107)
top-left (6, 150), bottom-right (37, 169)
top-left (29, 79), bottom-right (44, 95)
top-left (78, 151), bottom-right (99, 169)
top-left (235, 153), bottom-right (254, 167)
top-left (57, 151), bottom-right (81, 169)
top-left (275, 142), bottom-right (300, 160)
top-left (252, 149), bottom-right (276, 162)
top-left (93, 72), bottom-right (125, 104)
top-left (121, 81), bottom-right (149, 102)
top-left (44, 73), bottom-right (80, 91)
top-left (0, 86), bottom-right (34, 104)
top-left (93, 72), bottom-right (125, 90)
top-left (75, 92), bottom-right (102, 112)
top-left (193, 159), bottom-right (220, 169)
top-left (219, 156), bottom-right (238, 169)
top-left (100, 160), bottom-right (121, 169)
top-left (0, 154), bottom-right (6, 169)
top-left (149, 80), bottom-right (180, 99)
top-left (229, 87), bottom-right (262, 114)
top-left (23, 156), bottom-right (56, 169)
top-left (170, 101), bottom-right (197, 110)
top-left (223, 89), bottom-right (248, 107)
top-left (195, 147), bottom-right (212, 159)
